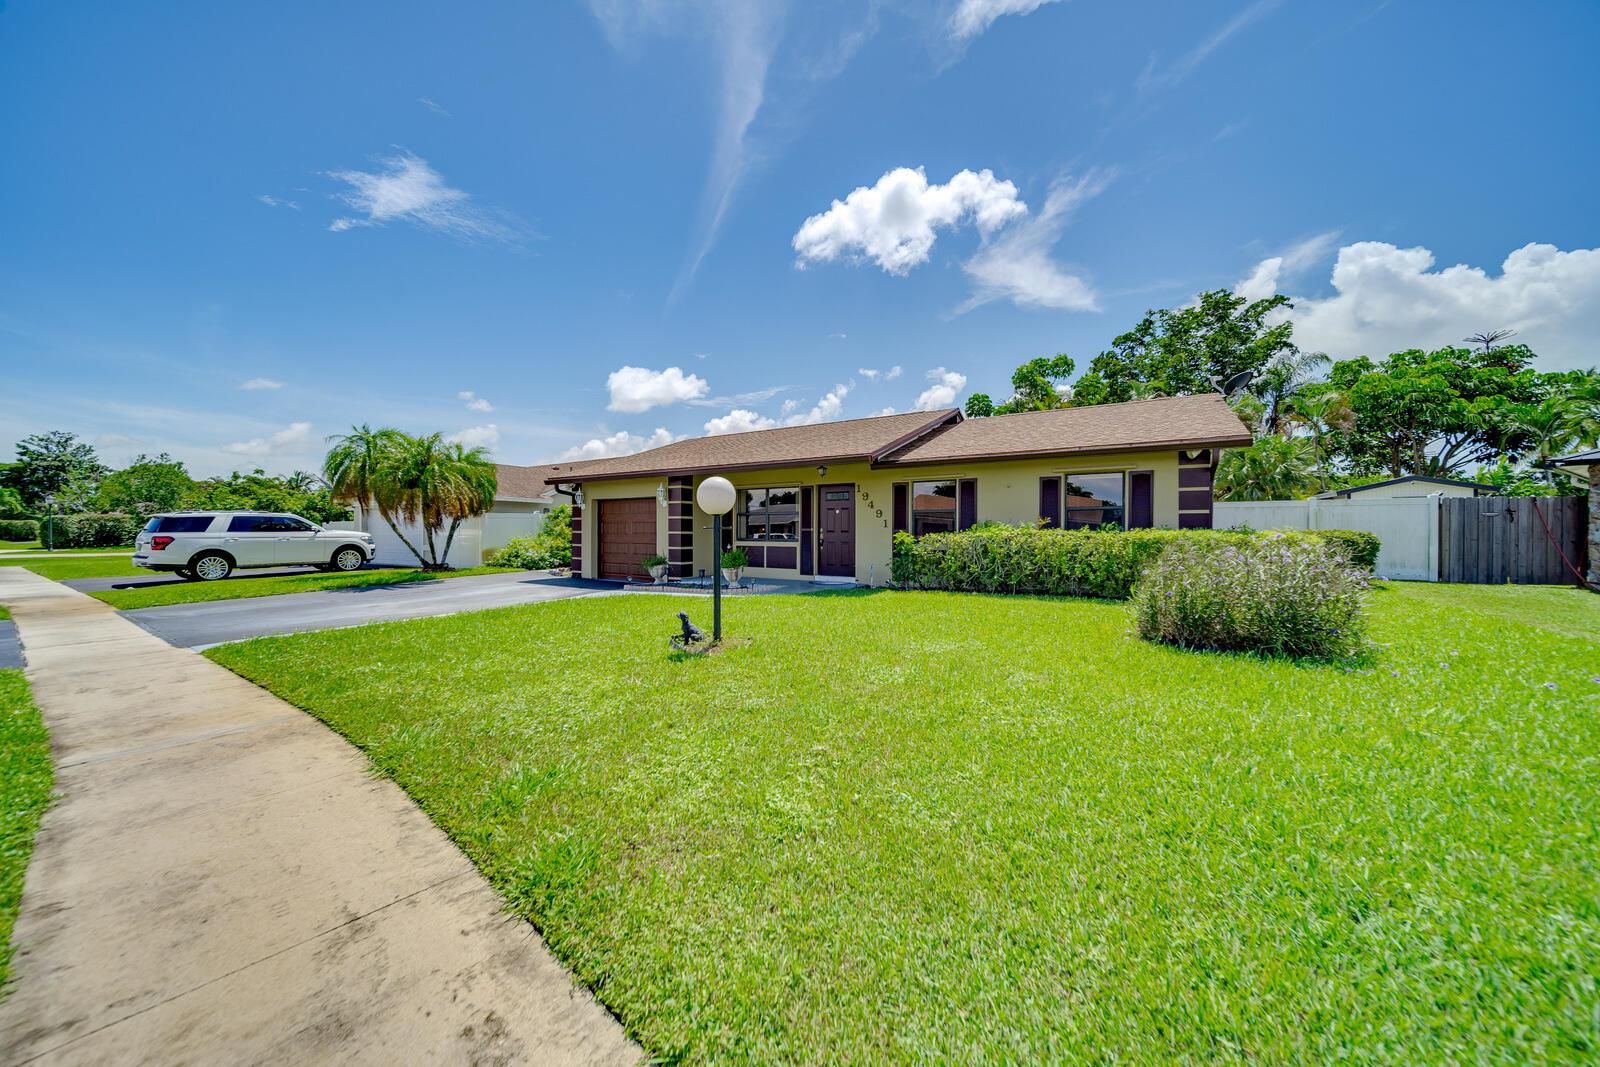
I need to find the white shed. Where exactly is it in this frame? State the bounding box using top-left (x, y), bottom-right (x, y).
top-left (1315, 475), bottom-right (1492, 500)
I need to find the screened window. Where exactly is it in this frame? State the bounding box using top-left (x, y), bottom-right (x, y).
top-left (1062, 474), bottom-right (1125, 530)
top-left (911, 480), bottom-right (957, 536)
top-left (737, 487), bottom-right (800, 542)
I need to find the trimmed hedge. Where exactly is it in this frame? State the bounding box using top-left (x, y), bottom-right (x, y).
top-left (48, 513), bottom-right (142, 548)
top-left (1315, 529), bottom-right (1381, 572)
top-left (891, 525), bottom-right (1381, 601)
top-left (0, 519), bottom-right (38, 543)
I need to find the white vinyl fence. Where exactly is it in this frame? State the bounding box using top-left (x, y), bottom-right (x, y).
top-left (1214, 494), bottom-right (1442, 581)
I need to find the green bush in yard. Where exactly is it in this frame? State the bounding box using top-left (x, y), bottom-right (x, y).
top-left (893, 524), bottom-right (1383, 599)
top-left (0, 519), bottom-right (38, 543)
top-left (1132, 534), bottom-right (1369, 658)
top-left (1316, 528), bottom-right (1381, 571)
top-left (486, 534), bottom-right (570, 570)
top-left (49, 512), bottom-right (141, 548)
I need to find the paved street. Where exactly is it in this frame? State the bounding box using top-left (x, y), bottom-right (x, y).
top-left (110, 569), bottom-right (613, 648)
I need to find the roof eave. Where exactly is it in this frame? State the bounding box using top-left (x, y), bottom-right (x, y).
top-left (874, 433), bottom-right (1254, 469)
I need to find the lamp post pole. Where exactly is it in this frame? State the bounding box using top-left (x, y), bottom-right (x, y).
top-left (695, 476), bottom-right (736, 644)
top-left (712, 512), bottom-right (723, 641)
top-left (44, 493), bottom-right (54, 552)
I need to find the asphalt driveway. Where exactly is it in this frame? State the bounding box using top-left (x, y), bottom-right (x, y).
top-left (112, 570), bottom-right (613, 649)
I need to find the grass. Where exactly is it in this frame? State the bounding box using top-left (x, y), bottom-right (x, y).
top-left (206, 584), bottom-right (1600, 1062)
top-left (0, 544), bottom-right (132, 554)
top-left (0, 670), bottom-right (52, 995)
top-left (0, 556), bottom-right (148, 580)
top-left (88, 565), bottom-right (517, 609)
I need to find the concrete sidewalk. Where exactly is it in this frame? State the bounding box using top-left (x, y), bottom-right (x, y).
top-left (0, 567), bottom-right (639, 1065)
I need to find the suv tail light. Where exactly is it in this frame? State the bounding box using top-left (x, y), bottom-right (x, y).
top-left (151, 536), bottom-right (174, 551)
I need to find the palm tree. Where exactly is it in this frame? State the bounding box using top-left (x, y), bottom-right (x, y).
top-left (1285, 389), bottom-right (1355, 491)
top-left (1215, 436), bottom-right (1318, 501)
top-left (1504, 400), bottom-right (1582, 475)
top-left (324, 425), bottom-right (431, 564)
top-left (375, 433), bottom-right (497, 569)
top-left (1251, 348), bottom-right (1330, 435)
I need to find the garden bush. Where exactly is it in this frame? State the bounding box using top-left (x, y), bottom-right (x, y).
top-left (49, 513), bottom-right (141, 548)
top-left (892, 524), bottom-right (1383, 599)
top-left (0, 519), bottom-right (38, 543)
top-left (1316, 528), bottom-right (1381, 571)
top-left (486, 533), bottom-right (570, 570)
top-left (1131, 535), bottom-right (1369, 659)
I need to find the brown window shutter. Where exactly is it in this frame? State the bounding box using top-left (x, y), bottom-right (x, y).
top-left (957, 478), bottom-right (977, 530)
top-left (892, 483), bottom-right (909, 534)
top-left (1128, 470), bottom-right (1154, 528)
top-left (1039, 476), bottom-right (1061, 528)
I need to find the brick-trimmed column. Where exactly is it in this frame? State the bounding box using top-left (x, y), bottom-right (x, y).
top-left (667, 476), bottom-right (694, 578)
top-left (1588, 463), bottom-right (1599, 589)
top-left (569, 503), bottom-right (583, 577)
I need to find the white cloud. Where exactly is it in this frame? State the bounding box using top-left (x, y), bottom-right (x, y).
top-left (449, 424), bottom-right (500, 450)
top-left (458, 389), bottom-right (494, 413)
top-left (867, 406), bottom-right (898, 417)
top-left (780, 398), bottom-right (801, 415)
top-left (884, 365), bottom-right (903, 381)
top-left (948, 0), bottom-right (1065, 41)
top-left (1136, 0), bottom-right (1281, 94)
top-left (786, 381), bottom-right (853, 425)
top-left (704, 408), bottom-right (777, 435)
top-left (827, 331), bottom-right (847, 340)
top-left (221, 421), bottom-right (314, 457)
top-left (559, 427), bottom-right (677, 461)
top-left (327, 152), bottom-right (520, 242)
top-left (418, 97), bottom-right (450, 115)
top-left (606, 365), bottom-right (711, 413)
top-left (915, 368), bottom-right (967, 410)
top-left (858, 365), bottom-right (903, 381)
top-left (793, 167), bottom-right (1027, 275)
top-left (256, 195), bottom-right (299, 210)
top-left (1251, 240), bottom-right (1600, 369)
top-left (238, 377), bottom-right (283, 391)
top-left (1233, 230), bottom-right (1341, 302)
top-left (956, 170), bottom-right (1112, 313)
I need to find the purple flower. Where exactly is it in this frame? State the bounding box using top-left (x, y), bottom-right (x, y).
top-left (1544, 682), bottom-right (1558, 691)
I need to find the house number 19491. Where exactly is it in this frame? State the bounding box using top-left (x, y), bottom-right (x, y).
top-left (858, 487), bottom-right (888, 528)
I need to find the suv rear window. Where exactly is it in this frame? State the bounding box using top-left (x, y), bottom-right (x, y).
top-left (144, 516), bottom-right (214, 533)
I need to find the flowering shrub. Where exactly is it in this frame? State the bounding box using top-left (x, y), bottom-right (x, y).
top-left (1315, 529), bottom-right (1381, 571)
top-left (1131, 535), bottom-right (1369, 658)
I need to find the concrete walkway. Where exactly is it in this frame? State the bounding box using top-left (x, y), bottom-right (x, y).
top-left (0, 567), bottom-right (639, 1065)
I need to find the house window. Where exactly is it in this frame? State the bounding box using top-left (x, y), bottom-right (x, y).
top-left (1063, 473), bottom-right (1125, 529)
top-left (911, 480), bottom-right (957, 536)
top-left (737, 487), bottom-right (800, 541)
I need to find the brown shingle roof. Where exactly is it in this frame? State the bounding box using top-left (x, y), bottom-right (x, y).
top-left (538, 394), bottom-right (1252, 484)
top-left (494, 463), bottom-right (577, 499)
top-left (540, 409), bottom-right (959, 484)
top-left (881, 394), bottom-right (1252, 465)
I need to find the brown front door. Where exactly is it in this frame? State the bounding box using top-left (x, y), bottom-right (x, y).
top-left (598, 497), bottom-right (656, 581)
top-left (817, 484), bottom-right (854, 578)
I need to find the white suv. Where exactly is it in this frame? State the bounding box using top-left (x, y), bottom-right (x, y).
top-left (133, 512), bottom-right (376, 581)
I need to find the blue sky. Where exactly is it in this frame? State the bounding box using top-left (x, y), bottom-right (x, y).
top-left (3, 0), bottom-right (1598, 476)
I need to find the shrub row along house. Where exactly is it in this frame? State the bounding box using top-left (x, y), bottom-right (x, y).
top-left (542, 394), bottom-right (1254, 585)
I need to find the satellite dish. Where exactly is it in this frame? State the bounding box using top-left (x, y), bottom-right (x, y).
top-left (1219, 369), bottom-right (1256, 397)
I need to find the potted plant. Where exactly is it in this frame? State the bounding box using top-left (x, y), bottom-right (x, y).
top-left (642, 553), bottom-right (669, 584)
top-left (720, 547), bottom-right (748, 587)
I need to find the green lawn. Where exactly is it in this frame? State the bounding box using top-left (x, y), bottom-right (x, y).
top-left (206, 585), bottom-right (1600, 1062)
top-left (0, 670), bottom-right (52, 996)
top-left (0, 544), bottom-right (132, 554)
top-left (0, 555), bottom-right (147, 580)
top-left (88, 565), bottom-right (517, 609)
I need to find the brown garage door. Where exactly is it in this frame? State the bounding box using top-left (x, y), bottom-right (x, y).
top-left (598, 498), bottom-right (657, 581)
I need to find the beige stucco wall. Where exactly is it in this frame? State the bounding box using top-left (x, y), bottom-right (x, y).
top-left (575, 450), bottom-right (1188, 585)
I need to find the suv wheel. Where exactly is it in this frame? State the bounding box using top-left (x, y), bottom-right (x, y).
top-left (191, 552), bottom-right (233, 581)
top-left (331, 546), bottom-right (365, 572)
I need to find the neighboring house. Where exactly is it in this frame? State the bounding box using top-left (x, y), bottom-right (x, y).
top-left (1314, 475), bottom-right (1495, 500)
top-left (360, 463), bottom-right (562, 567)
top-left (542, 394), bottom-right (1253, 585)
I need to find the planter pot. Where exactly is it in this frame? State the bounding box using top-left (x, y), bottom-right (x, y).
top-left (648, 564), bottom-right (669, 584)
top-left (721, 566), bottom-right (744, 587)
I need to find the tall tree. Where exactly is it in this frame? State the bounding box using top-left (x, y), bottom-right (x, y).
top-left (376, 434), bottom-right (498, 569)
top-left (963, 354), bottom-right (1076, 417)
top-left (1070, 290), bottom-right (1296, 406)
top-left (324, 425), bottom-right (423, 560)
top-left (1328, 346), bottom-right (1544, 476)
top-left (4, 431), bottom-right (106, 507)
top-left (93, 453), bottom-right (194, 517)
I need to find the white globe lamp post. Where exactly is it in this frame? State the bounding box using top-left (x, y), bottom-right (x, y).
top-left (696, 476), bottom-right (736, 640)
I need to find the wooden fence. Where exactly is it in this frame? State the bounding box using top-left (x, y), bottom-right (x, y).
top-left (1438, 496), bottom-right (1587, 586)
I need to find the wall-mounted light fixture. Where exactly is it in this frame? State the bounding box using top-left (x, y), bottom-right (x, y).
top-left (816, 465), bottom-right (828, 479)
top-left (656, 481), bottom-right (668, 508)
top-left (573, 487), bottom-right (585, 507)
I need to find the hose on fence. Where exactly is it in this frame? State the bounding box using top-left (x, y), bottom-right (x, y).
top-left (1530, 498), bottom-right (1596, 591)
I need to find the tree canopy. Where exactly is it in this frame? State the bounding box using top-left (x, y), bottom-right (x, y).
top-left (2, 431), bottom-right (107, 507)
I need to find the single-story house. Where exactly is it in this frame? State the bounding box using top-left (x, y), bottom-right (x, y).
top-left (542, 394), bottom-right (1253, 585)
top-left (360, 463), bottom-right (562, 567)
top-left (1314, 475), bottom-right (1495, 500)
